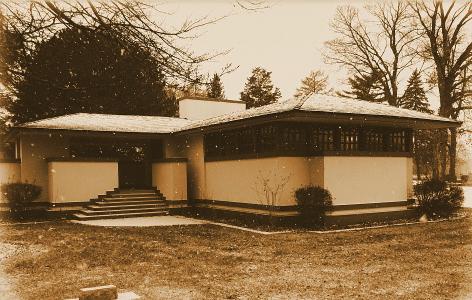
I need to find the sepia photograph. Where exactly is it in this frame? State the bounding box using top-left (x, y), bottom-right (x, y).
top-left (0, 0), bottom-right (471, 299)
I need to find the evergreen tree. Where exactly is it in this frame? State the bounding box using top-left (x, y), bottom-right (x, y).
top-left (399, 70), bottom-right (434, 180)
top-left (341, 70), bottom-right (385, 102)
top-left (5, 27), bottom-right (177, 124)
top-left (400, 69), bottom-right (433, 113)
top-left (207, 73), bottom-right (225, 99)
top-left (294, 70), bottom-right (328, 99)
top-left (240, 67), bottom-right (281, 108)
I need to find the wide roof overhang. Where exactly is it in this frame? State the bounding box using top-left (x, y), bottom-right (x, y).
top-left (11, 127), bottom-right (168, 140)
top-left (175, 110), bottom-right (462, 135)
top-left (11, 95), bottom-right (462, 139)
top-left (10, 110), bottom-right (461, 140)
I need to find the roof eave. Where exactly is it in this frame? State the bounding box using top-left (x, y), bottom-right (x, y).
top-left (15, 126), bottom-right (173, 139)
top-left (175, 110), bottom-right (461, 135)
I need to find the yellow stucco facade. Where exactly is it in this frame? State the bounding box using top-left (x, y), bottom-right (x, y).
top-left (0, 162), bottom-right (21, 203)
top-left (8, 130), bottom-right (413, 208)
top-left (19, 133), bottom-right (69, 202)
top-left (152, 161), bottom-right (188, 202)
top-left (204, 156), bottom-right (412, 206)
top-left (48, 161), bottom-right (118, 203)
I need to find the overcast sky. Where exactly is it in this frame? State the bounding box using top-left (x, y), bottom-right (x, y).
top-left (158, 0), bottom-right (361, 100)
top-left (156, 0), bottom-right (471, 156)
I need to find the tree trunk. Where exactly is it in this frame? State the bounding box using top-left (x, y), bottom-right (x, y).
top-left (438, 129), bottom-right (448, 180)
top-left (431, 130), bottom-right (440, 180)
top-left (416, 158), bottom-right (422, 180)
top-left (448, 127), bottom-right (457, 182)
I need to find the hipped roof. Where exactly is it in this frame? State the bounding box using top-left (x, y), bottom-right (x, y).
top-left (18, 94), bottom-right (461, 134)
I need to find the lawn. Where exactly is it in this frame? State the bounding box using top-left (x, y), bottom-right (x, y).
top-left (1, 212), bottom-right (472, 300)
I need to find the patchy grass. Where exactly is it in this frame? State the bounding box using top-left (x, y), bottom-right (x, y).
top-left (1, 210), bottom-right (472, 299)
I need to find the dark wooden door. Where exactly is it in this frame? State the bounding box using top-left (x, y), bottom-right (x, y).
top-left (118, 161), bottom-right (150, 189)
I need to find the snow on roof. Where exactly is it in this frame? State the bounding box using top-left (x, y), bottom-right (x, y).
top-left (180, 94), bottom-right (459, 131)
top-left (18, 95), bottom-right (459, 134)
top-left (19, 113), bottom-right (192, 134)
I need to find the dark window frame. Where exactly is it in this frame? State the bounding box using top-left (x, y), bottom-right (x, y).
top-left (203, 123), bottom-right (413, 161)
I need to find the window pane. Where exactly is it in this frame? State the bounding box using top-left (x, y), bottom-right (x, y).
top-left (340, 128), bottom-right (359, 151)
top-left (364, 129), bottom-right (383, 152)
top-left (311, 128), bottom-right (335, 151)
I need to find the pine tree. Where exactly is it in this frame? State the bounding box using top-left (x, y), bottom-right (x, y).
top-left (341, 70), bottom-right (385, 102)
top-left (400, 69), bottom-right (433, 113)
top-left (240, 67), bottom-right (281, 108)
top-left (400, 70), bottom-right (434, 180)
top-left (6, 28), bottom-right (176, 124)
top-left (206, 73), bottom-right (225, 99)
top-left (294, 70), bottom-right (328, 99)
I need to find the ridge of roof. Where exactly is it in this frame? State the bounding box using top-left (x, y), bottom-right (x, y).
top-left (178, 94), bottom-right (460, 132)
top-left (16, 95), bottom-right (461, 135)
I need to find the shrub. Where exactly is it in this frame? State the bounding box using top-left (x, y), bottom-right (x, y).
top-left (1, 182), bottom-right (42, 212)
top-left (295, 185), bottom-right (333, 226)
top-left (461, 174), bottom-right (469, 184)
top-left (413, 179), bottom-right (464, 218)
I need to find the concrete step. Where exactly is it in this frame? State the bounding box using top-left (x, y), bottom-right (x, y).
top-left (114, 189), bottom-right (157, 193)
top-left (73, 211), bottom-right (168, 220)
top-left (74, 188), bottom-right (170, 221)
top-left (86, 203), bottom-right (167, 211)
top-left (80, 207), bottom-right (168, 216)
top-left (100, 196), bottom-right (164, 202)
top-left (94, 200), bottom-right (167, 207)
top-left (109, 192), bottom-right (160, 198)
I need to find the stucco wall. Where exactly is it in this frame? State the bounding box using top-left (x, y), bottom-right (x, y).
top-left (185, 135), bottom-right (206, 200)
top-left (179, 98), bottom-right (246, 120)
top-left (152, 162), bottom-right (187, 201)
top-left (48, 161), bottom-right (118, 203)
top-left (0, 162), bottom-right (21, 203)
top-left (20, 134), bottom-right (69, 202)
top-left (205, 157), bottom-right (315, 206)
top-left (323, 156), bottom-right (411, 205)
top-left (203, 156), bottom-right (411, 207)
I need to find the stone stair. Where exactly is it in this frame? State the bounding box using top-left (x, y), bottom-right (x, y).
top-left (73, 188), bottom-right (169, 220)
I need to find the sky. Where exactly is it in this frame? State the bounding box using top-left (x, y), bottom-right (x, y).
top-left (154, 0), bottom-right (471, 160)
top-left (156, 0), bottom-right (360, 100)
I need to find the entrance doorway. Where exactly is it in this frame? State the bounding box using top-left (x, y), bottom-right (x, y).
top-left (118, 160), bottom-right (149, 189)
top-left (69, 138), bottom-right (163, 189)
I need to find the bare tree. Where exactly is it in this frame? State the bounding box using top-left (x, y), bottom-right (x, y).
top-left (235, 1), bottom-right (269, 11)
top-left (0, 0), bottom-right (234, 92)
top-left (325, 1), bottom-right (417, 106)
top-left (294, 70), bottom-right (329, 99)
top-left (252, 169), bottom-right (291, 221)
top-left (410, 0), bottom-right (472, 180)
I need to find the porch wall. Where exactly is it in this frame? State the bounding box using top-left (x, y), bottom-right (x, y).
top-left (48, 161), bottom-right (118, 203)
top-left (20, 134), bottom-right (69, 202)
top-left (205, 157), bottom-right (317, 206)
top-left (152, 161), bottom-right (187, 202)
top-left (203, 156), bottom-right (412, 207)
top-left (0, 161), bottom-right (21, 203)
top-left (323, 156), bottom-right (413, 205)
top-left (185, 135), bottom-right (206, 200)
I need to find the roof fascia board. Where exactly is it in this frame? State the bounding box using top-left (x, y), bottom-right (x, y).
top-left (16, 127), bottom-right (169, 140)
top-left (176, 110), bottom-right (461, 135)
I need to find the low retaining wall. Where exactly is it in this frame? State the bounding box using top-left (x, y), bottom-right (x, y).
top-left (0, 160), bottom-right (21, 203)
top-left (48, 160), bottom-right (118, 203)
top-left (204, 156), bottom-right (413, 207)
top-left (152, 159), bottom-right (188, 203)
